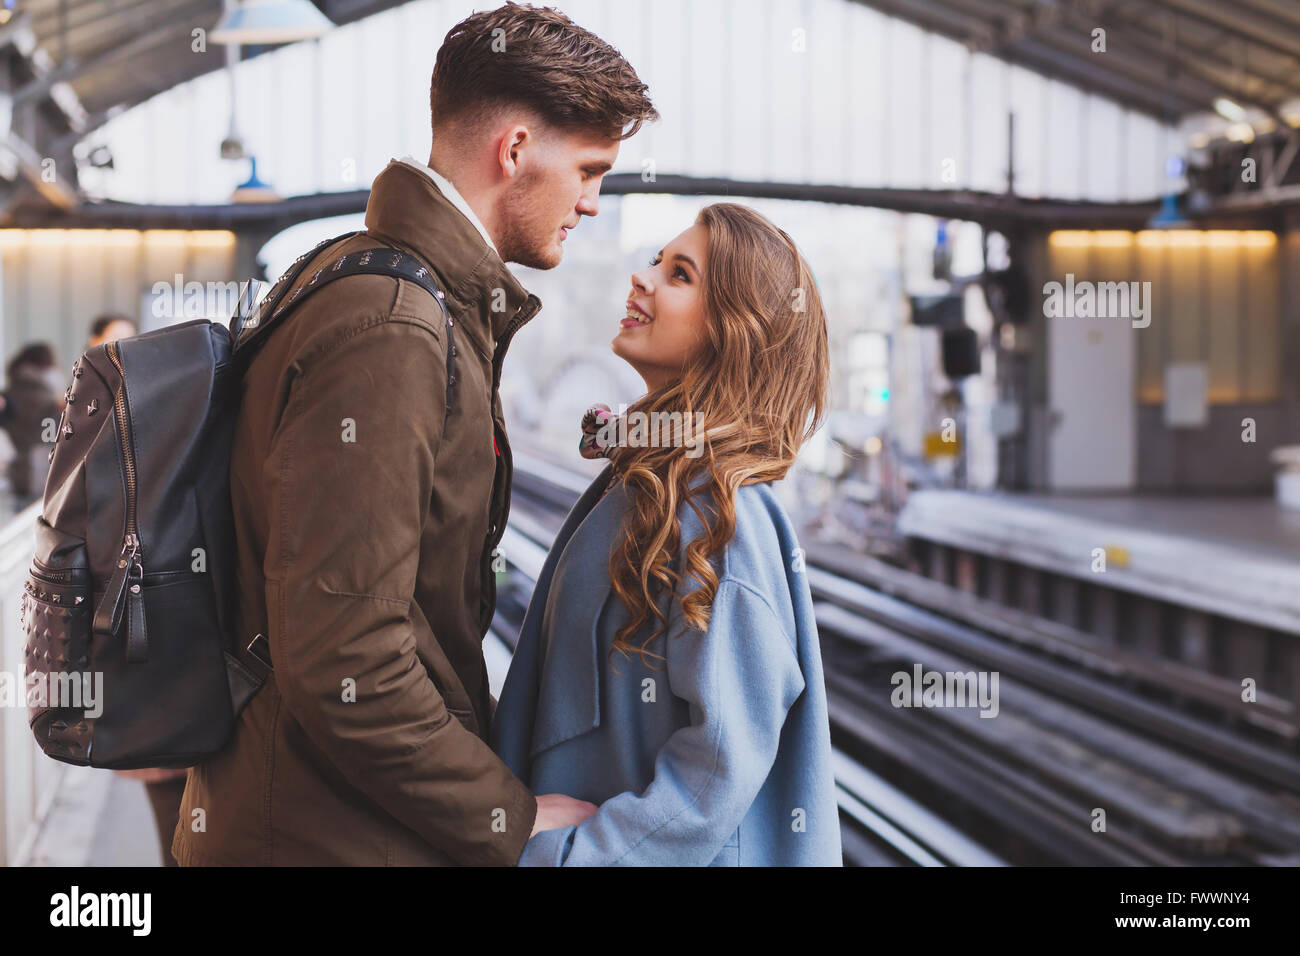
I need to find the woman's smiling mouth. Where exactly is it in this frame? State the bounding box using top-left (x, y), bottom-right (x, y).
top-left (622, 301), bottom-right (652, 328)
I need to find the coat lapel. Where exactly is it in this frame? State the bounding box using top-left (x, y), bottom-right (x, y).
top-left (492, 464), bottom-right (614, 778)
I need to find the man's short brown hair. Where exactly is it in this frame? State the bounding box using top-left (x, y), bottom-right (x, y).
top-left (430, 2), bottom-right (658, 143)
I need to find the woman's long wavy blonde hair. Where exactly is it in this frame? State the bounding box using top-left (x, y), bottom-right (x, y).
top-left (606, 202), bottom-right (830, 668)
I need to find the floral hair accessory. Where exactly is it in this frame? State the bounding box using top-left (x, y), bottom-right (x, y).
top-left (579, 403), bottom-right (616, 460)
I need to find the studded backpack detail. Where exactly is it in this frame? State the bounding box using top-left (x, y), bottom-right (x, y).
top-left (21, 231), bottom-right (454, 768)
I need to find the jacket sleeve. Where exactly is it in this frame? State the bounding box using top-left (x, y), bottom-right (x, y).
top-left (518, 578), bottom-right (805, 865)
top-left (262, 317), bottom-right (536, 866)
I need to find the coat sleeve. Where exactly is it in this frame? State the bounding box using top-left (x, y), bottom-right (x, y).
top-left (262, 317), bottom-right (536, 866)
top-left (518, 578), bottom-right (805, 865)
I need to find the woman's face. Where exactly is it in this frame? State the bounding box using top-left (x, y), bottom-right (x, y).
top-left (612, 224), bottom-right (710, 391)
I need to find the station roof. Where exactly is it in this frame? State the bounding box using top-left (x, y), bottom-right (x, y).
top-left (13, 0), bottom-right (411, 130)
top-left (853, 0), bottom-right (1300, 121)
top-left (22, 1), bottom-right (1300, 133)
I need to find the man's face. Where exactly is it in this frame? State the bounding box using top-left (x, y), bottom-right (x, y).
top-left (494, 127), bottom-right (620, 269)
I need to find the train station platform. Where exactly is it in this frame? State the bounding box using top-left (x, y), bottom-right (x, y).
top-left (897, 490), bottom-right (1300, 636)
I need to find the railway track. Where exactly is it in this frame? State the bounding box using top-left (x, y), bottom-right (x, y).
top-left (500, 451), bottom-right (1300, 866)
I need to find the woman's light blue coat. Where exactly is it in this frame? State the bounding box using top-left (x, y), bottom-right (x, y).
top-left (491, 464), bottom-right (842, 866)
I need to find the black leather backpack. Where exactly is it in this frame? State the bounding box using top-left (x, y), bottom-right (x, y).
top-left (21, 230), bottom-right (453, 769)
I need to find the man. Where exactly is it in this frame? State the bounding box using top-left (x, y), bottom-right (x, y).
top-left (173, 2), bottom-right (657, 866)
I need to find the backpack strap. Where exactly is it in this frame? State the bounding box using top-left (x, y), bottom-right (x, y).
top-left (229, 230), bottom-right (360, 347)
top-left (231, 239), bottom-right (457, 414)
top-left (225, 239), bottom-right (457, 685)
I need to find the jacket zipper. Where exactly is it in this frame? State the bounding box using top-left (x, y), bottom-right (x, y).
top-left (479, 305), bottom-right (535, 630)
top-left (100, 342), bottom-right (147, 659)
top-left (485, 307), bottom-right (531, 543)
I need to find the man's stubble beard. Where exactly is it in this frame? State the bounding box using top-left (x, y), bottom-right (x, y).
top-left (495, 167), bottom-right (562, 270)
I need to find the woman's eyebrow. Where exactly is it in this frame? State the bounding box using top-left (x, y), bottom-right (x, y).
top-left (658, 250), bottom-right (700, 274)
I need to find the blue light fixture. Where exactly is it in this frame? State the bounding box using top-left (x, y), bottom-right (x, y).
top-left (211, 0), bottom-right (334, 45)
top-left (233, 156), bottom-right (280, 203)
top-left (1148, 155), bottom-right (1191, 228)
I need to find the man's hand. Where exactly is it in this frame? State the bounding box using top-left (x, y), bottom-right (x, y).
top-left (530, 793), bottom-right (598, 838)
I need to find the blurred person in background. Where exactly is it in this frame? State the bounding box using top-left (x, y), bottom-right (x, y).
top-left (0, 343), bottom-right (64, 508)
top-left (86, 312), bottom-right (137, 350)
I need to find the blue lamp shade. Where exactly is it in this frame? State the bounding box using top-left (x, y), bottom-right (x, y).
top-left (233, 156), bottom-right (281, 203)
top-left (1148, 193), bottom-right (1189, 228)
top-left (210, 0), bottom-right (334, 45)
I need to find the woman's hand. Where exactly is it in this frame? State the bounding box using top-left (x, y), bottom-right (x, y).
top-left (531, 793), bottom-right (598, 837)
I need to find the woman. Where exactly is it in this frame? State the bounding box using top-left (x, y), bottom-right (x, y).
top-left (491, 202), bottom-right (841, 866)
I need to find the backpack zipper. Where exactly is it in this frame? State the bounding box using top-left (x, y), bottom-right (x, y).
top-left (32, 556), bottom-right (89, 584)
top-left (105, 341), bottom-right (140, 548)
top-left (99, 341), bottom-right (147, 659)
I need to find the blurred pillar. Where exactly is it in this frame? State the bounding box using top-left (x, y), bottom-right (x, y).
top-left (233, 229), bottom-right (276, 293)
top-left (1280, 210), bottom-right (1300, 413)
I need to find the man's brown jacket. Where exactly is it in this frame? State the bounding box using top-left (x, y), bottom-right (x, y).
top-left (173, 159), bottom-right (541, 865)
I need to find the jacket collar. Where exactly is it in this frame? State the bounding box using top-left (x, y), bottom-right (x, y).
top-left (363, 159), bottom-right (541, 354)
top-left (395, 155), bottom-right (497, 255)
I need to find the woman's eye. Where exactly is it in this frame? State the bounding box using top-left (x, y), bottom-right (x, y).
top-left (648, 254), bottom-right (688, 282)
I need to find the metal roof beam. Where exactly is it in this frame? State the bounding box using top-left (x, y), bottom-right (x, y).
top-left (1001, 37), bottom-right (1203, 115)
top-left (1087, 1), bottom-right (1300, 107)
top-left (29, 0), bottom-right (171, 31)
top-left (850, 0), bottom-right (1183, 118)
top-left (1150, 0), bottom-right (1300, 60)
top-left (13, 0), bottom-right (217, 108)
top-left (0, 174), bottom-right (1169, 231)
top-left (849, 0), bottom-right (999, 48)
top-left (31, 0), bottom-right (212, 56)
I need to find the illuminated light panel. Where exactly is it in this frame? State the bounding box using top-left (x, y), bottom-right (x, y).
top-left (1225, 122), bottom-right (1255, 143)
top-left (143, 230), bottom-right (191, 246)
top-left (1205, 231), bottom-right (1240, 247)
top-left (0, 229), bottom-right (231, 247)
top-left (187, 230), bottom-right (236, 248)
top-left (1091, 231), bottom-right (1133, 247)
top-left (1047, 231), bottom-right (1093, 248)
top-left (1056, 230), bottom-right (1278, 249)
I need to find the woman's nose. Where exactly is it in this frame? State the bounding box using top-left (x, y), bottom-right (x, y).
top-left (630, 271), bottom-right (652, 295)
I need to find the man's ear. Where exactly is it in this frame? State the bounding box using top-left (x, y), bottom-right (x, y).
top-left (497, 125), bottom-right (531, 177)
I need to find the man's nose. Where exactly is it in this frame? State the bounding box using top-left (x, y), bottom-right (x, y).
top-left (577, 180), bottom-right (602, 217)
